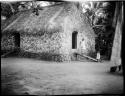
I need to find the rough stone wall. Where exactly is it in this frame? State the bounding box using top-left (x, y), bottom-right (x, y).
top-left (79, 22), bottom-right (96, 57)
top-left (60, 4), bottom-right (96, 60)
top-left (20, 33), bottom-right (66, 61)
top-left (59, 17), bottom-right (72, 61)
top-left (1, 34), bottom-right (15, 51)
top-left (71, 4), bottom-right (95, 56)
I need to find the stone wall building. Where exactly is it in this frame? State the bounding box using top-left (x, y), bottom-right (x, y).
top-left (1, 2), bottom-right (96, 61)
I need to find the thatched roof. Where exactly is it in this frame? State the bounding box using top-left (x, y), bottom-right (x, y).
top-left (1, 2), bottom-right (95, 36)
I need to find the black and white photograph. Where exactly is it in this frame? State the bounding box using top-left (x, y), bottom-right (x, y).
top-left (1, 0), bottom-right (124, 95)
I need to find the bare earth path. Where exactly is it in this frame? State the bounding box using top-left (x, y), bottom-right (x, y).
top-left (1, 57), bottom-right (123, 95)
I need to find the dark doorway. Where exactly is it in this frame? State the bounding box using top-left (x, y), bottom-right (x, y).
top-left (14, 33), bottom-right (20, 48)
top-left (72, 31), bottom-right (78, 49)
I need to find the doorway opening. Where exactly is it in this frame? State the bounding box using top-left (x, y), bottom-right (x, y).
top-left (72, 31), bottom-right (78, 49)
top-left (14, 33), bottom-right (20, 48)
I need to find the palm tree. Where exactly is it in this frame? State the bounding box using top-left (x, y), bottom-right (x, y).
top-left (82, 1), bottom-right (110, 26)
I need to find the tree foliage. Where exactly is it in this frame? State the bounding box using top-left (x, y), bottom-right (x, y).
top-left (1, 1), bottom-right (64, 20)
top-left (81, 1), bottom-right (116, 59)
top-left (1, 3), bottom-right (13, 18)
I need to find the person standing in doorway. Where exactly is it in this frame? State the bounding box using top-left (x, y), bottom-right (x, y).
top-left (95, 34), bottom-right (101, 62)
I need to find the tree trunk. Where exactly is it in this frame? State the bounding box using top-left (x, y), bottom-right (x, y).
top-left (110, 2), bottom-right (123, 66)
top-left (8, 3), bottom-right (15, 14)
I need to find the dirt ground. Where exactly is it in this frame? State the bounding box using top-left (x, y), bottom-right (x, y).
top-left (1, 57), bottom-right (123, 95)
